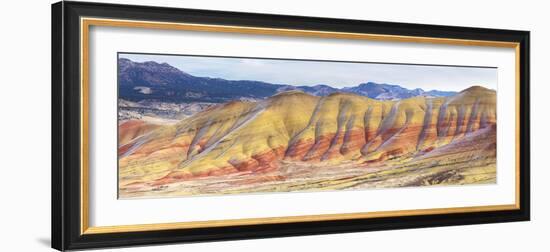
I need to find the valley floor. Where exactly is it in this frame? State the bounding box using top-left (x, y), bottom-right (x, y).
top-left (119, 142), bottom-right (496, 199)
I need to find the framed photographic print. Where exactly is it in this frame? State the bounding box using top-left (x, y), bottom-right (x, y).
top-left (52, 1), bottom-right (530, 250)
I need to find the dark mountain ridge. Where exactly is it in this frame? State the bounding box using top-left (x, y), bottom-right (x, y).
top-left (118, 58), bottom-right (459, 103)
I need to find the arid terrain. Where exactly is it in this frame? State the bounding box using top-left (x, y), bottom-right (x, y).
top-left (118, 86), bottom-right (496, 198)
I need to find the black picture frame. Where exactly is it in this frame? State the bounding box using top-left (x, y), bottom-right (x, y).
top-left (52, 1), bottom-right (530, 251)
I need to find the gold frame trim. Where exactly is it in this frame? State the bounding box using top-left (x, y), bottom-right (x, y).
top-left (80, 17), bottom-right (521, 235)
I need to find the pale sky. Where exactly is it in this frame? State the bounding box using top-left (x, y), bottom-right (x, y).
top-left (120, 53), bottom-right (497, 92)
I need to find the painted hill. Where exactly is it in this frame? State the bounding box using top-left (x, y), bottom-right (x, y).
top-left (118, 86), bottom-right (496, 194)
top-left (118, 58), bottom-right (457, 103)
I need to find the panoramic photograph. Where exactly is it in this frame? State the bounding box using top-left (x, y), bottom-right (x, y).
top-left (117, 53), bottom-right (497, 199)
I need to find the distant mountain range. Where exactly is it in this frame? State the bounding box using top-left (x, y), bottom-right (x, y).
top-left (118, 58), bottom-right (458, 103)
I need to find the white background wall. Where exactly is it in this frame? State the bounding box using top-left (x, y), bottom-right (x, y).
top-left (0, 0), bottom-right (546, 251)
